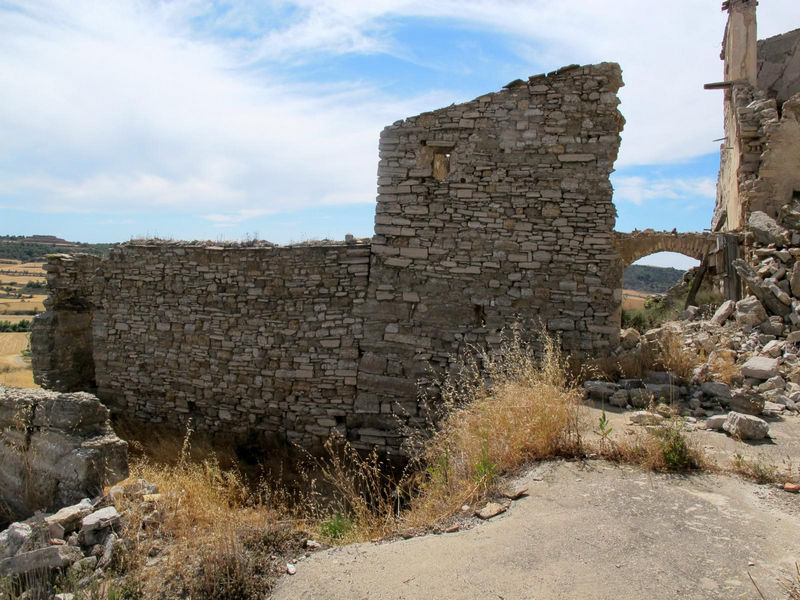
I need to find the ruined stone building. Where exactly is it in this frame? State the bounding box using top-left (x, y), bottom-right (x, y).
top-left (713, 0), bottom-right (800, 232)
top-left (32, 63), bottom-right (625, 452)
top-left (29, 2), bottom-right (800, 452)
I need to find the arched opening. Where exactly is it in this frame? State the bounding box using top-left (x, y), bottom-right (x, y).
top-left (619, 250), bottom-right (722, 333)
top-left (622, 252), bottom-right (699, 312)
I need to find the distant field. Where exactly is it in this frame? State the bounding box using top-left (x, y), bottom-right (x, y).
top-left (0, 315), bottom-right (36, 325)
top-left (0, 260), bottom-right (46, 318)
top-left (0, 332), bottom-right (35, 388)
top-left (622, 289), bottom-right (650, 311)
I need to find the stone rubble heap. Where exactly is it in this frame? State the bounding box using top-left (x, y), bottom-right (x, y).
top-left (585, 209), bottom-right (800, 441)
top-left (0, 480), bottom-right (157, 597)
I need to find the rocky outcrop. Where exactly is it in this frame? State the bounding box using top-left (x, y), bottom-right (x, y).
top-left (0, 386), bottom-right (128, 522)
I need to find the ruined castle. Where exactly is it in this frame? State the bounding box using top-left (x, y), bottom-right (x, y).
top-left (30, 1), bottom-right (800, 453)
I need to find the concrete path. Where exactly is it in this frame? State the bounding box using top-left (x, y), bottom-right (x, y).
top-left (272, 460), bottom-right (800, 600)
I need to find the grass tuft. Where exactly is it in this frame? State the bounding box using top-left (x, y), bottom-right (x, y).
top-left (401, 327), bottom-right (585, 526)
top-left (599, 418), bottom-right (705, 472)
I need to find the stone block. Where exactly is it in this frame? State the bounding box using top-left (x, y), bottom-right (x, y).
top-left (722, 412), bottom-right (769, 440)
top-left (0, 545), bottom-right (83, 578)
top-left (740, 356), bottom-right (779, 380)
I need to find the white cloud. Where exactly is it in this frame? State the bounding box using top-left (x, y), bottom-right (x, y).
top-left (633, 252), bottom-right (700, 271)
top-left (613, 176), bottom-right (717, 206)
top-left (0, 0), bottom-right (797, 231)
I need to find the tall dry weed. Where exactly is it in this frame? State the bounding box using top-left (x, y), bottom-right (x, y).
top-left (654, 329), bottom-right (699, 380)
top-left (110, 429), bottom-right (300, 599)
top-left (402, 327), bottom-right (585, 526)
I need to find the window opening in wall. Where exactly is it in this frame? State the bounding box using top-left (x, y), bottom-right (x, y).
top-left (792, 190), bottom-right (800, 203)
top-left (473, 304), bottom-right (486, 327)
top-left (433, 151), bottom-right (451, 180)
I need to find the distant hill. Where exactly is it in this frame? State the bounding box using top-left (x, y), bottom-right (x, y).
top-left (623, 264), bottom-right (685, 294)
top-left (0, 235), bottom-right (113, 262)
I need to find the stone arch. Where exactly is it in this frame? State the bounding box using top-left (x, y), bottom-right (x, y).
top-left (612, 230), bottom-right (717, 268)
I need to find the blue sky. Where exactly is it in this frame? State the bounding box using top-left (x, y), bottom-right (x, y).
top-left (0, 1), bottom-right (797, 269)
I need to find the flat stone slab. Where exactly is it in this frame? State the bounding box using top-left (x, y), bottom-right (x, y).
top-left (741, 356), bottom-right (779, 380)
top-left (0, 545), bottom-right (83, 577)
top-left (272, 461), bottom-right (800, 600)
top-left (723, 412), bottom-right (770, 440)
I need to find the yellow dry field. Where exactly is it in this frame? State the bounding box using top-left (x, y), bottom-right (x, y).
top-left (0, 315), bottom-right (36, 324)
top-left (1, 261), bottom-right (45, 273)
top-left (622, 290), bottom-right (650, 311)
top-left (0, 274), bottom-right (45, 286)
top-left (0, 298), bottom-right (45, 312)
top-left (0, 332), bottom-right (35, 388)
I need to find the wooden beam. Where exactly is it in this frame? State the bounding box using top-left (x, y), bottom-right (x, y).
top-left (704, 81), bottom-right (734, 90)
top-left (685, 257), bottom-right (708, 309)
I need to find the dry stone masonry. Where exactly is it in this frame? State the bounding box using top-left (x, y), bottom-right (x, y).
top-left (32, 63), bottom-right (626, 452)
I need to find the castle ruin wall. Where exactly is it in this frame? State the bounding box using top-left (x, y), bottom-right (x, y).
top-left (32, 63), bottom-right (625, 452)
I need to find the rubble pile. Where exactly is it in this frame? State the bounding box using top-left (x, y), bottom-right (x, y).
top-left (587, 208), bottom-right (800, 439)
top-left (0, 480), bottom-right (158, 598)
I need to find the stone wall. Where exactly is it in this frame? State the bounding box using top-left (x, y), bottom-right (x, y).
top-left (32, 63), bottom-right (625, 452)
top-left (355, 63), bottom-right (625, 445)
top-left (714, 6), bottom-right (800, 234)
top-left (757, 28), bottom-right (800, 106)
top-left (714, 84), bottom-right (800, 231)
top-left (93, 242), bottom-right (369, 448)
top-left (31, 254), bottom-right (102, 392)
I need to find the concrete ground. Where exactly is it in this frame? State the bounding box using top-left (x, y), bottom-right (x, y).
top-left (272, 410), bottom-right (800, 600)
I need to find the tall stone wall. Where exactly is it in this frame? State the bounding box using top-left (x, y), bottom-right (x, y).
top-left (32, 63), bottom-right (625, 452)
top-left (352, 63), bottom-right (625, 448)
top-left (714, 6), bottom-right (800, 233)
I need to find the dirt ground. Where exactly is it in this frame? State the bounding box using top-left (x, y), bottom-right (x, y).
top-left (273, 408), bottom-right (800, 600)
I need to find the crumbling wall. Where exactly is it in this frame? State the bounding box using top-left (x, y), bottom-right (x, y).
top-left (352, 63), bottom-right (624, 449)
top-left (714, 85), bottom-right (800, 231)
top-left (714, 4), bottom-right (800, 233)
top-left (32, 63), bottom-right (624, 452)
top-left (30, 254), bottom-right (102, 392)
top-left (0, 386), bottom-right (127, 522)
top-left (757, 28), bottom-right (800, 106)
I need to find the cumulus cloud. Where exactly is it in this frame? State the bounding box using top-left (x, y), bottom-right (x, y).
top-left (0, 0), bottom-right (797, 232)
top-left (613, 176), bottom-right (717, 207)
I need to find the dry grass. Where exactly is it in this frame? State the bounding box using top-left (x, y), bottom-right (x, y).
top-left (653, 329), bottom-right (700, 381)
top-left (0, 298), bottom-right (45, 314)
top-left (400, 328), bottom-right (585, 527)
top-left (588, 326), bottom-right (699, 382)
top-left (0, 261), bottom-right (46, 273)
top-left (708, 348), bottom-right (742, 385)
top-left (0, 315), bottom-right (36, 325)
top-left (107, 434), bottom-right (306, 599)
top-left (589, 349), bottom-right (654, 381)
top-left (621, 290), bottom-right (649, 311)
top-left (598, 418), bottom-right (705, 472)
top-left (730, 453), bottom-right (800, 486)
